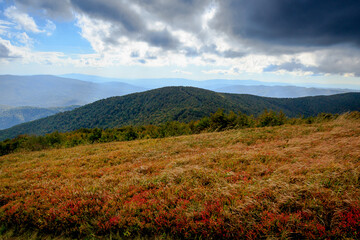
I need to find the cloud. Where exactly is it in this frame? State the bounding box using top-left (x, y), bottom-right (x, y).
top-left (3, 5), bottom-right (56, 37)
top-left (3, 0), bottom-right (360, 79)
top-left (14, 32), bottom-right (33, 46)
top-left (71, 0), bottom-right (144, 33)
top-left (203, 67), bottom-right (241, 76)
top-left (264, 61), bottom-right (316, 74)
top-left (130, 51), bottom-right (139, 58)
top-left (313, 47), bottom-right (360, 77)
top-left (44, 20), bottom-right (56, 36)
top-left (143, 29), bottom-right (180, 50)
top-left (172, 69), bottom-right (192, 75)
top-left (221, 50), bottom-right (246, 59)
top-left (72, 0), bottom-right (184, 50)
top-left (12, 0), bottom-right (210, 51)
top-left (260, 46), bottom-right (360, 77)
top-left (132, 0), bottom-right (213, 32)
top-left (212, 0), bottom-right (360, 47)
top-left (0, 43), bottom-right (11, 58)
top-left (14, 0), bottom-right (73, 20)
top-left (0, 20), bottom-right (13, 35)
top-left (4, 6), bottom-right (43, 33)
top-left (0, 38), bottom-right (23, 59)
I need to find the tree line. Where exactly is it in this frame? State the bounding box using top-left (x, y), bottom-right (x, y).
top-left (1, 109), bottom-right (354, 156)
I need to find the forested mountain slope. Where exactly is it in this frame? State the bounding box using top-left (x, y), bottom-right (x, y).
top-left (0, 86), bottom-right (359, 140)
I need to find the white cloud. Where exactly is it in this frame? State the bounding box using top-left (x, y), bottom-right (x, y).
top-left (76, 14), bottom-right (180, 67)
top-left (0, 37), bottom-right (27, 59)
top-left (201, 2), bottom-right (217, 30)
top-left (344, 73), bottom-right (355, 78)
top-left (0, 20), bottom-right (12, 25)
top-left (3, 6), bottom-right (56, 36)
top-left (312, 47), bottom-right (360, 76)
top-left (172, 69), bottom-right (192, 75)
top-left (44, 20), bottom-right (56, 36)
top-left (14, 32), bottom-right (33, 46)
top-left (0, 20), bottom-right (13, 35)
top-left (76, 14), bottom-right (114, 54)
top-left (273, 69), bottom-right (314, 77)
top-left (203, 67), bottom-right (240, 76)
top-left (4, 6), bottom-right (43, 33)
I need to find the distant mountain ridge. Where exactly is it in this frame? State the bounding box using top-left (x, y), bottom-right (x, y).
top-left (63, 73), bottom-right (358, 98)
top-left (0, 86), bottom-right (359, 141)
top-left (0, 105), bottom-right (79, 130)
top-left (0, 75), bottom-right (147, 107)
top-left (214, 85), bottom-right (352, 98)
top-left (61, 73), bottom-right (290, 88)
top-left (1, 74), bottom-right (358, 109)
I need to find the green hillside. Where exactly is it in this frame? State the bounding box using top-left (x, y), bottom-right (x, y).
top-left (0, 87), bottom-right (359, 140)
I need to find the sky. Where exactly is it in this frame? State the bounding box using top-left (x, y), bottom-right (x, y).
top-left (0, 0), bottom-right (360, 88)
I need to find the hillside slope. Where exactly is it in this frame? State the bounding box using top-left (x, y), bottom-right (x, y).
top-left (1, 116), bottom-right (360, 239)
top-left (0, 87), bottom-right (359, 140)
top-left (0, 105), bottom-right (79, 130)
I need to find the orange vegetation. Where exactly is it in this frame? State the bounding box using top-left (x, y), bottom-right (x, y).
top-left (1, 113), bottom-right (360, 239)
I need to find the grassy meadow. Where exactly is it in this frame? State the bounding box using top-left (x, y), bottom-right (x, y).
top-left (1, 113), bottom-right (360, 239)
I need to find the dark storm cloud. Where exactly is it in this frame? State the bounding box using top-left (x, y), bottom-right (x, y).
top-left (143, 29), bottom-right (180, 50)
top-left (12, 0), bottom-right (183, 50)
top-left (10, 0), bottom-right (211, 52)
top-left (11, 0), bottom-right (360, 49)
top-left (71, 0), bottom-right (144, 33)
top-left (212, 0), bottom-right (360, 47)
top-left (72, 0), bottom-right (183, 50)
top-left (14, 0), bottom-right (73, 19)
top-left (13, 0), bottom-right (211, 32)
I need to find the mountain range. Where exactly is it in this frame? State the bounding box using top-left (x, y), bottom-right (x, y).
top-left (0, 86), bottom-right (359, 141)
top-left (1, 74), bottom-right (359, 131)
top-left (0, 75), bottom-right (147, 108)
top-left (63, 73), bottom-right (357, 98)
top-left (1, 74), bottom-right (357, 108)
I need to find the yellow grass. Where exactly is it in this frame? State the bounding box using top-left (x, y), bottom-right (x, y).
top-left (1, 115), bottom-right (360, 239)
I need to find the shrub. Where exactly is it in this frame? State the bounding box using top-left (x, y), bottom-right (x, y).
top-left (258, 110), bottom-right (287, 127)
